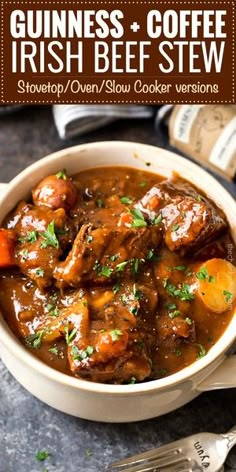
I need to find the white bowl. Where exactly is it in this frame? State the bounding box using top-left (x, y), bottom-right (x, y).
top-left (0, 141), bottom-right (235, 423)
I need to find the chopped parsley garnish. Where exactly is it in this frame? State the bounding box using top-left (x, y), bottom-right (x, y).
top-left (115, 258), bottom-right (144, 275)
top-left (113, 282), bottom-right (121, 294)
top-left (109, 254), bottom-right (119, 262)
top-left (129, 377), bottom-right (136, 384)
top-left (159, 368), bottom-right (168, 376)
top-left (87, 235), bottom-right (93, 243)
top-left (196, 266), bottom-right (208, 281)
top-left (18, 230), bottom-right (38, 244)
top-left (130, 306), bottom-right (138, 316)
top-left (46, 304), bottom-right (53, 312)
top-left (181, 211), bottom-right (186, 219)
top-left (164, 279), bottom-right (195, 301)
top-left (132, 258), bottom-right (139, 274)
top-left (132, 285), bottom-right (143, 300)
top-left (173, 223), bottom-right (180, 232)
top-left (85, 449), bottom-right (93, 458)
top-left (98, 266), bottom-right (113, 278)
top-left (35, 450), bottom-right (50, 461)
top-left (48, 346), bottom-right (59, 356)
top-left (178, 283), bottom-right (195, 301)
top-left (116, 261), bottom-right (129, 272)
top-left (166, 302), bottom-right (177, 310)
top-left (130, 208), bottom-right (147, 228)
top-left (72, 345), bottom-right (94, 361)
top-left (169, 310), bottom-right (181, 319)
top-left (137, 339), bottom-right (144, 350)
top-left (175, 349), bottom-right (182, 357)
top-left (197, 344), bottom-right (206, 359)
top-left (84, 345), bottom-right (94, 356)
top-left (41, 221), bottom-right (59, 249)
top-left (223, 290), bottom-right (233, 303)
top-left (71, 346), bottom-right (80, 360)
top-left (120, 294), bottom-right (128, 305)
top-left (46, 304), bottom-right (59, 318)
top-left (25, 330), bottom-right (43, 349)
top-left (146, 250), bottom-right (160, 262)
top-left (18, 249), bottom-right (29, 260)
top-left (131, 219), bottom-right (147, 228)
top-left (139, 181), bottom-right (147, 187)
top-left (167, 265), bottom-right (187, 272)
top-left (173, 265), bottom-right (187, 271)
top-left (35, 268), bottom-right (44, 278)
top-left (120, 196), bottom-right (132, 205)
top-left (56, 169), bottom-right (67, 180)
top-left (185, 317), bottom-right (193, 325)
top-left (147, 249), bottom-right (154, 260)
top-left (93, 261), bottom-right (113, 278)
top-left (96, 199), bottom-right (104, 208)
top-left (131, 258), bottom-right (144, 275)
top-left (110, 329), bottom-right (123, 341)
top-left (64, 326), bottom-right (77, 345)
top-left (153, 213), bottom-right (163, 225)
top-left (196, 267), bottom-right (215, 283)
top-left (196, 194), bottom-right (204, 202)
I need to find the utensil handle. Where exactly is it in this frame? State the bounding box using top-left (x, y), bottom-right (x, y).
top-left (195, 356), bottom-right (236, 391)
top-left (221, 426), bottom-right (236, 451)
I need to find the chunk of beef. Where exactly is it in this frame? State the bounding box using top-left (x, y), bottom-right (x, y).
top-left (69, 283), bottom-right (158, 382)
top-left (39, 290), bottom-right (90, 345)
top-left (54, 224), bottom-right (162, 288)
top-left (135, 180), bottom-right (227, 253)
top-left (7, 202), bottom-right (75, 289)
top-left (38, 283), bottom-right (158, 382)
top-left (156, 314), bottom-right (196, 348)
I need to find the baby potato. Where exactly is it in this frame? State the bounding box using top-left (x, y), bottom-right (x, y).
top-left (32, 174), bottom-right (78, 212)
top-left (196, 258), bottom-right (236, 313)
top-left (88, 290), bottom-right (114, 310)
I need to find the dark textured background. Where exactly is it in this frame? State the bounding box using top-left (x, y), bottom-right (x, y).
top-left (0, 106), bottom-right (235, 472)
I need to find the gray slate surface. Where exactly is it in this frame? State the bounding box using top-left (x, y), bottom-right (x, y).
top-left (0, 106), bottom-right (235, 472)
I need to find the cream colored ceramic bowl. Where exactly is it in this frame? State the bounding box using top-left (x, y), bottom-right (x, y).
top-left (0, 141), bottom-right (235, 423)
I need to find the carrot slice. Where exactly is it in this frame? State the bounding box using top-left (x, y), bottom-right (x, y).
top-left (196, 258), bottom-right (236, 313)
top-left (0, 229), bottom-right (17, 267)
top-left (146, 195), bottom-right (159, 211)
top-left (118, 212), bottom-right (133, 228)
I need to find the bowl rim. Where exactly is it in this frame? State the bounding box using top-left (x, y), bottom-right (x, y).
top-left (0, 140), bottom-right (235, 395)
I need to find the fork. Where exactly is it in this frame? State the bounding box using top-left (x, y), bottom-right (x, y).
top-left (106, 426), bottom-right (236, 472)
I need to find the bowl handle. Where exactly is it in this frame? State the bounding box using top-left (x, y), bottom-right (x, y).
top-left (195, 356), bottom-right (236, 391)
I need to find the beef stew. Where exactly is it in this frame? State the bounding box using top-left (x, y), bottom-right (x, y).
top-left (0, 166), bottom-right (235, 384)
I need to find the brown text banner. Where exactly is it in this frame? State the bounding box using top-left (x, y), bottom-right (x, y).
top-left (0, 1), bottom-right (235, 103)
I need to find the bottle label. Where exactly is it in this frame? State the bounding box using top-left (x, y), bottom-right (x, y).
top-left (173, 105), bottom-right (204, 143)
top-left (169, 104), bottom-right (236, 179)
top-left (209, 116), bottom-right (236, 171)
